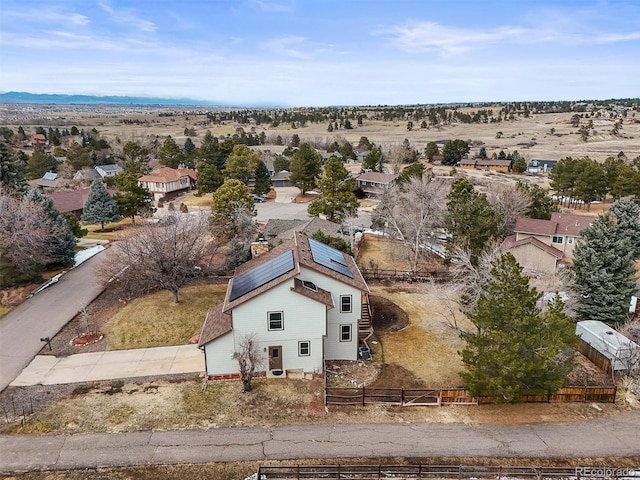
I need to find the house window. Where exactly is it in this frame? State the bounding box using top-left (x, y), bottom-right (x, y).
top-left (155, 182), bottom-right (162, 189)
top-left (552, 236), bottom-right (563, 244)
top-left (268, 311), bottom-right (283, 330)
top-left (298, 341), bottom-right (310, 356)
top-left (340, 295), bottom-right (352, 313)
top-left (302, 280), bottom-right (317, 292)
top-left (340, 324), bottom-right (352, 342)
top-left (567, 236), bottom-right (574, 244)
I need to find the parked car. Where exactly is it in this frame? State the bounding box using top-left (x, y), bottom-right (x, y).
top-left (251, 194), bottom-right (266, 203)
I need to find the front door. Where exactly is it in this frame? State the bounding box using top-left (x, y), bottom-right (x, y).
top-left (268, 346), bottom-right (282, 370)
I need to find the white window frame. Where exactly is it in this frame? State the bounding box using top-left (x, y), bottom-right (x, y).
top-left (268, 311), bottom-right (284, 331)
top-left (298, 341), bottom-right (310, 356)
top-left (340, 324), bottom-right (352, 342)
top-left (340, 295), bottom-right (352, 313)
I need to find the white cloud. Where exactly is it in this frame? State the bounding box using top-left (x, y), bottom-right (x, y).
top-left (98, 1), bottom-right (157, 33)
top-left (2, 6), bottom-right (90, 26)
top-left (383, 22), bottom-right (530, 56)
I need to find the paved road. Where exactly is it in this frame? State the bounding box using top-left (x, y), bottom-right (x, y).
top-left (0, 249), bottom-right (112, 392)
top-left (1, 411), bottom-right (639, 472)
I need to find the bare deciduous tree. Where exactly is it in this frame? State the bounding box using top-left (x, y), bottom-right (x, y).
top-left (373, 177), bottom-right (449, 270)
top-left (233, 333), bottom-right (264, 393)
top-left (384, 143), bottom-right (406, 174)
top-left (487, 184), bottom-right (530, 237)
top-left (450, 243), bottom-right (503, 318)
top-left (0, 188), bottom-right (50, 285)
top-left (99, 212), bottom-right (215, 303)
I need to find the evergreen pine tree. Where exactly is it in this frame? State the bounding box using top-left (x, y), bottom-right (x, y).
top-left (461, 253), bottom-right (575, 403)
top-left (0, 143), bottom-right (28, 193)
top-left (253, 160), bottom-right (272, 196)
top-left (571, 207), bottom-right (637, 324)
top-left (609, 198), bottom-right (640, 259)
top-left (81, 180), bottom-right (122, 231)
top-left (26, 188), bottom-right (77, 267)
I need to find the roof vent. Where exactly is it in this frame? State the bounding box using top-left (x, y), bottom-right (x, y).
top-left (605, 331), bottom-right (614, 335)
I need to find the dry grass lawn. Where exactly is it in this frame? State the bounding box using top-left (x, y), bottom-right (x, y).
top-left (103, 284), bottom-right (226, 350)
top-left (84, 218), bottom-right (135, 241)
top-left (0, 305), bottom-right (11, 319)
top-left (357, 234), bottom-right (415, 271)
top-left (370, 282), bottom-right (472, 388)
top-left (171, 191), bottom-right (213, 207)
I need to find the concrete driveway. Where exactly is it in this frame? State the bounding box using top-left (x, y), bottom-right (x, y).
top-left (273, 186), bottom-right (300, 203)
top-left (10, 345), bottom-right (203, 386)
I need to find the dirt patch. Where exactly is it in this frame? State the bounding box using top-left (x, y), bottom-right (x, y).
top-left (370, 295), bottom-right (409, 332)
top-left (369, 364), bottom-right (427, 388)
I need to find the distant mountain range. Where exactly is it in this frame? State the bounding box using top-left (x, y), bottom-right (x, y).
top-left (0, 91), bottom-right (225, 106)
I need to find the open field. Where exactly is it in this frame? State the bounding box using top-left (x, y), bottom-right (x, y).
top-left (2, 105), bottom-right (639, 163)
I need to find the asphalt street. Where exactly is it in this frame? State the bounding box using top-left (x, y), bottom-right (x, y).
top-left (0, 248), bottom-right (112, 392)
top-left (1, 411), bottom-right (639, 472)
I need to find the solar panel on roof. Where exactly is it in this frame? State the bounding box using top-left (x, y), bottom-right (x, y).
top-left (308, 238), bottom-right (353, 278)
top-left (229, 250), bottom-right (295, 301)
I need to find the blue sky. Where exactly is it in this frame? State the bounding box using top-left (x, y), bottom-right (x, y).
top-left (1, 0), bottom-right (639, 106)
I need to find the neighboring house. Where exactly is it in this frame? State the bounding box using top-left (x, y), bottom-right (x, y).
top-left (460, 159), bottom-right (476, 169)
top-left (95, 164), bottom-right (122, 178)
top-left (198, 233), bottom-right (372, 380)
top-left (73, 164), bottom-right (123, 182)
top-left (576, 321), bottom-right (639, 373)
top-left (73, 168), bottom-right (101, 182)
top-left (271, 170), bottom-right (292, 187)
top-left (28, 172), bottom-right (62, 190)
top-left (476, 159), bottom-right (511, 172)
top-left (461, 159), bottom-right (511, 172)
top-left (354, 149), bottom-right (370, 162)
top-left (501, 212), bottom-right (593, 273)
top-left (49, 187), bottom-right (116, 218)
top-left (527, 159), bottom-right (558, 175)
top-left (321, 151), bottom-right (343, 162)
top-left (355, 172), bottom-right (399, 196)
top-left (30, 133), bottom-right (47, 148)
top-left (263, 217), bottom-right (349, 246)
top-left (138, 167), bottom-right (197, 202)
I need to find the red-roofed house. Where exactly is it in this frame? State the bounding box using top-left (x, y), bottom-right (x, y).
top-left (198, 233), bottom-right (371, 380)
top-left (138, 167), bottom-right (197, 203)
top-left (502, 212), bottom-right (593, 272)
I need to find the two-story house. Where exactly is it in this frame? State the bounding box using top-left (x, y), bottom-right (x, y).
top-left (138, 167), bottom-right (197, 203)
top-left (501, 212), bottom-right (593, 273)
top-left (198, 233), bottom-right (372, 380)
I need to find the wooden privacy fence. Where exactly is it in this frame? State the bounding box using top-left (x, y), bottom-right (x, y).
top-left (324, 386), bottom-right (616, 407)
top-left (258, 464), bottom-right (637, 480)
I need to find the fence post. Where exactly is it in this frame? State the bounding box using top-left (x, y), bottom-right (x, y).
top-left (362, 386), bottom-right (365, 407)
top-left (401, 387), bottom-right (404, 406)
top-left (583, 386), bottom-right (587, 402)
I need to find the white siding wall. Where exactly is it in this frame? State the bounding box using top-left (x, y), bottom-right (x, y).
top-left (203, 331), bottom-right (238, 375)
top-left (232, 280), bottom-right (326, 373)
top-left (298, 266), bottom-right (361, 361)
